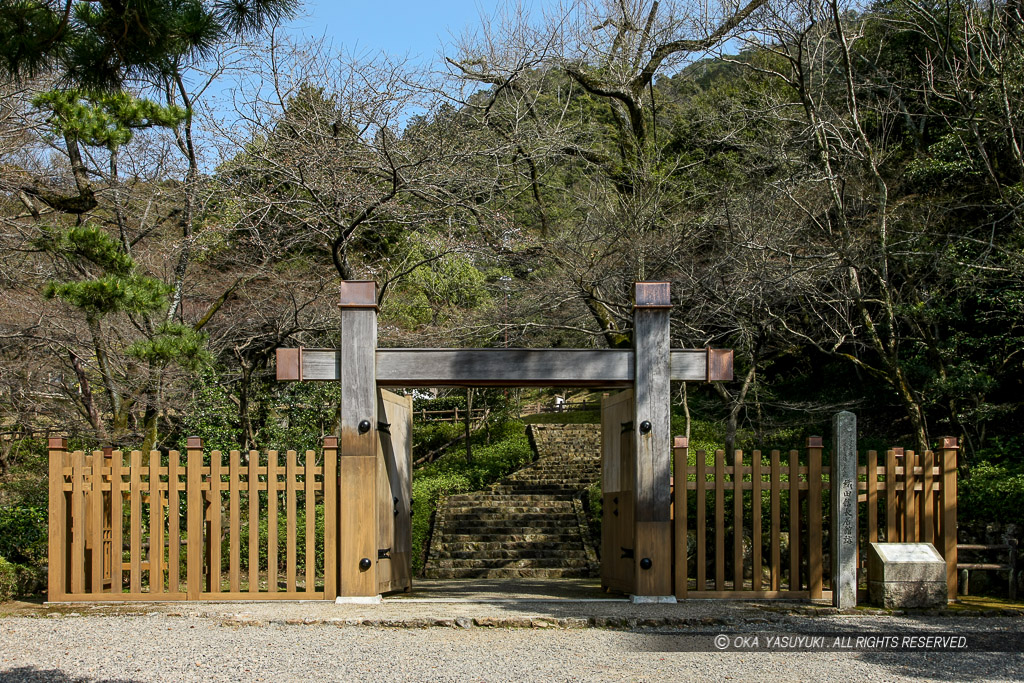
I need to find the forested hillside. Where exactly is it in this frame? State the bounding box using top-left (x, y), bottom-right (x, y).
top-left (2, 0), bottom-right (1023, 573)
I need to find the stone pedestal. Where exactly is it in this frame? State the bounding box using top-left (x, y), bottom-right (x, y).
top-left (868, 543), bottom-right (947, 608)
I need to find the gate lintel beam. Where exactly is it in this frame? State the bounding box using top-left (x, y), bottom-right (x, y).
top-left (276, 348), bottom-right (733, 386)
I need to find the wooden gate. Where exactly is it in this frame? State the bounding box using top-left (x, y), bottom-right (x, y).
top-left (376, 389), bottom-right (413, 594)
top-left (49, 280), bottom-right (734, 602)
top-left (600, 390), bottom-right (634, 593)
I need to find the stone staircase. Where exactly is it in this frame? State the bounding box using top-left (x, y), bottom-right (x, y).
top-left (425, 424), bottom-right (602, 579)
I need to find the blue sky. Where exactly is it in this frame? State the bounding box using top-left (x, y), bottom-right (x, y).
top-left (285, 1), bottom-right (519, 64)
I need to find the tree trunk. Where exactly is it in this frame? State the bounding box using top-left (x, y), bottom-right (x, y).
top-left (465, 388), bottom-right (473, 464)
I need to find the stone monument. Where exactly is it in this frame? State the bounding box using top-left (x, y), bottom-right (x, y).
top-left (868, 542), bottom-right (948, 608)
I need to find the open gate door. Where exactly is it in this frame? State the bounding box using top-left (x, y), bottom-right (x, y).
top-left (376, 389), bottom-right (413, 594)
top-left (601, 390), bottom-right (635, 593)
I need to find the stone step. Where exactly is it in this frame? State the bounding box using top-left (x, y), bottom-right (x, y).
top-left (501, 481), bottom-right (597, 487)
top-left (432, 548), bottom-right (589, 561)
top-left (446, 501), bottom-right (577, 511)
top-left (424, 424), bottom-right (600, 579)
top-left (431, 557), bottom-right (592, 569)
top-left (435, 540), bottom-right (583, 552)
top-left (440, 532), bottom-right (581, 543)
top-left (424, 567), bottom-right (593, 579)
top-left (488, 487), bottom-right (588, 496)
top-left (507, 470), bottom-right (599, 476)
top-left (445, 509), bottom-right (575, 519)
top-left (441, 519), bottom-right (577, 529)
top-left (446, 494), bottom-right (575, 504)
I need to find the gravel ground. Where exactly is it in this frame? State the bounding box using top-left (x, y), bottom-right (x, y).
top-left (1, 608), bottom-right (1022, 682)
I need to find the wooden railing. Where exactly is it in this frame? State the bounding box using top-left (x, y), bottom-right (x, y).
top-left (48, 436), bottom-right (337, 601)
top-left (856, 439), bottom-right (959, 600)
top-left (672, 437), bottom-right (830, 599)
top-left (671, 437), bottom-right (960, 601)
top-left (415, 407), bottom-right (487, 423)
top-left (520, 400), bottom-right (600, 416)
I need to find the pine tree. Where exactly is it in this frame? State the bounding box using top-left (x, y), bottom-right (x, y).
top-left (0, 0), bottom-right (298, 90)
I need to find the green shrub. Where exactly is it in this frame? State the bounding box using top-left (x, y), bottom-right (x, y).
top-left (959, 461), bottom-right (1024, 526)
top-left (583, 481), bottom-right (602, 555)
top-left (412, 471), bottom-right (474, 574)
top-left (0, 556), bottom-right (16, 601)
top-left (235, 500), bottom-right (325, 581)
top-left (0, 506), bottom-right (47, 565)
top-left (14, 563), bottom-right (44, 596)
top-left (522, 410), bottom-right (600, 425)
top-left (413, 394), bottom-right (467, 412)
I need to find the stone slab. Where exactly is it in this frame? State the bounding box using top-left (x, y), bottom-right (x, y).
top-left (631, 595), bottom-right (677, 604)
top-left (869, 543), bottom-right (946, 583)
top-left (869, 580), bottom-right (947, 609)
top-left (336, 595), bottom-right (382, 605)
top-left (868, 543), bottom-right (947, 608)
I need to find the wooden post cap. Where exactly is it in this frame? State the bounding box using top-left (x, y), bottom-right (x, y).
top-left (706, 348), bottom-right (734, 381)
top-left (102, 447), bottom-right (113, 455)
top-left (47, 436), bottom-right (67, 449)
top-left (674, 436), bottom-right (689, 448)
top-left (323, 436), bottom-right (338, 448)
top-left (338, 281), bottom-right (378, 308)
top-left (633, 281), bottom-right (671, 308)
top-left (186, 436), bottom-right (202, 449)
top-left (892, 447), bottom-right (904, 456)
top-left (276, 347), bottom-right (302, 381)
top-left (940, 436), bottom-right (959, 450)
top-left (807, 436), bottom-right (823, 448)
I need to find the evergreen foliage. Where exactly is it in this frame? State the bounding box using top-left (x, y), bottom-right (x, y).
top-left (33, 89), bottom-right (187, 150)
top-left (0, 0), bottom-right (298, 89)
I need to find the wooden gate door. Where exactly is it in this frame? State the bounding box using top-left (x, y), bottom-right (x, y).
top-left (376, 389), bottom-right (413, 594)
top-left (601, 390), bottom-right (635, 593)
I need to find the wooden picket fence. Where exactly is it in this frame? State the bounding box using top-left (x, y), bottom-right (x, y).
top-left (672, 437), bottom-right (830, 599)
top-left (856, 438), bottom-right (959, 600)
top-left (671, 436), bottom-right (959, 601)
top-left (47, 436), bottom-right (337, 601)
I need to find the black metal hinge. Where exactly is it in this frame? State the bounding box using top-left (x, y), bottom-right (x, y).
top-left (378, 547), bottom-right (391, 560)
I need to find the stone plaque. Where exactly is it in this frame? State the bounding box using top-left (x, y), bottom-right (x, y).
top-left (874, 543), bottom-right (944, 564)
top-left (868, 542), bottom-right (947, 609)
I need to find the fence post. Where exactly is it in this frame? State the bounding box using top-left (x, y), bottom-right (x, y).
top-left (939, 436), bottom-right (958, 601)
top-left (672, 436), bottom-right (688, 599)
top-left (186, 436), bottom-right (203, 600)
top-left (807, 437), bottom-right (823, 599)
top-left (323, 436), bottom-right (338, 599)
top-left (47, 437), bottom-right (68, 601)
top-left (831, 411), bottom-right (858, 609)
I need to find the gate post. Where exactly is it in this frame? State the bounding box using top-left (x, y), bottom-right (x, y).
top-left (337, 281), bottom-right (380, 601)
top-left (47, 437), bottom-right (68, 602)
top-left (831, 411), bottom-right (858, 609)
top-left (631, 282), bottom-right (674, 601)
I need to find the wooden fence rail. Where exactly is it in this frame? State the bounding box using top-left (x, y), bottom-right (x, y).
top-left (47, 436), bottom-right (336, 602)
top-left (672, 437), bottom-right (831, 600)
top-left (416, 407), bottom-right (488, 423)
top-left (856, 438), bottom-right (959, 600)
top-left (672, 436), bottom-right (959, 602)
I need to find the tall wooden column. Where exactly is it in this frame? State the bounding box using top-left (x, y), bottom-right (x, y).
top-left (632, 282), bottom-right (674, 600)
top-left (337, 281), bottom-right (380, 600)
